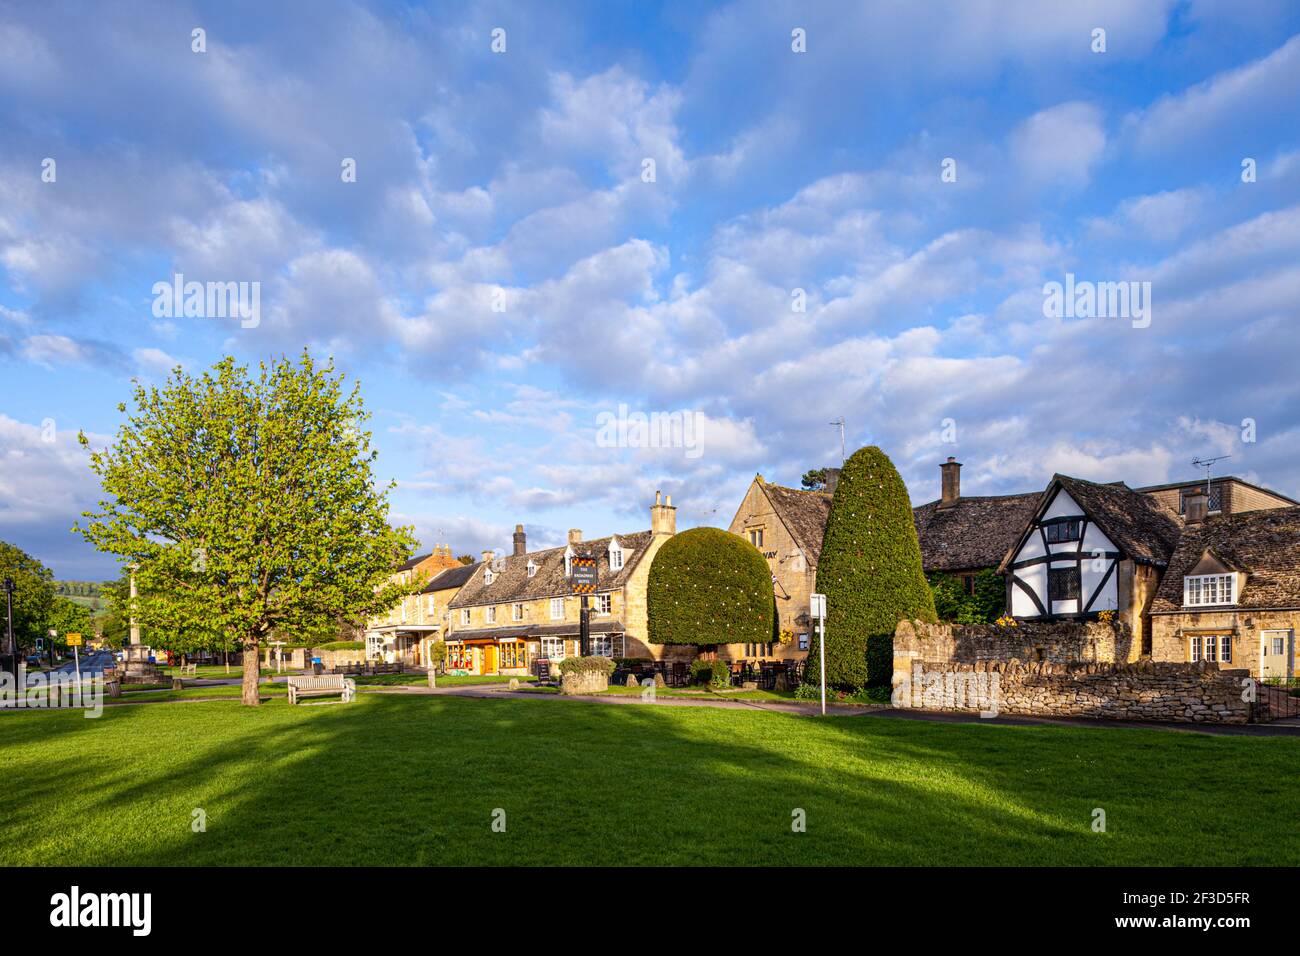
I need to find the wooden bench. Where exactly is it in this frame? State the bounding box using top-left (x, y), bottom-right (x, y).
top-left (287, 674), bottom-right (356, 705)
top-left (179, 663), bottom-right (198, 678)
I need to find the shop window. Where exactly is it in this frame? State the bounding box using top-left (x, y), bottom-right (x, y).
top-left (500, 641), bottom-right (525, 669)
top-left (541, 636), bottom-right (565, 660)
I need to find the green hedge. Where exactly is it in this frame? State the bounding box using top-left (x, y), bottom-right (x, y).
top-left (929, 569), bottom-right (1005, 624)
top-left (314, 640), bottom-right (365, 651)
top-left (647, 527), bottom-right (775, 647)
top-left (690, 658), bottom-right (731, 688)
top-left (804, 446), bottom-right (936, 691)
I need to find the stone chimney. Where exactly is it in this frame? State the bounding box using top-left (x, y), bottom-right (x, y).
top-left (650, 490), bottom-right (677, 536)
top-left (823, 467), bottom-right (841, 495)
top-left (513, 524), bottom-right (527, 556)
top-left (1185, 486), bottom-right (1209, 525)
top-left (939, 457), bottom-right (961, 509)
top-left (481, 549), bottom-right (494, 564)
top-left (567, 528), bottom-right (583, 545)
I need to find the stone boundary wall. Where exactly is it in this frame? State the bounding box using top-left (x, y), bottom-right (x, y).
top-left (893, 619), bottom-right (1132, 675)
top-left (894, 659), bottom-right (1249, 724)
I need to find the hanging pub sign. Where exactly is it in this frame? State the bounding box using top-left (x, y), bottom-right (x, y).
top-left (570, 555), bottom-right (598, 593)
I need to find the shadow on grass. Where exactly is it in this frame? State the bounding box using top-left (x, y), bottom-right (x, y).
top-left (4, 694), bottom-right (1298, 866)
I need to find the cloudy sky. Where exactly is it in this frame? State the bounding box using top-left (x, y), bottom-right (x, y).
top-left (2, 0), bottom-right (1299, 579)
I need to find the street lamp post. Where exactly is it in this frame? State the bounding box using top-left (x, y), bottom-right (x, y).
top-left (3, 576), bottom-right (16, 679)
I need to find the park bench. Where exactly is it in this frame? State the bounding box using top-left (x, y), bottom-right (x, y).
top-left (287, 674), bottom-right (356, 705)
top-left (179, 664), bottom-right (197, 678)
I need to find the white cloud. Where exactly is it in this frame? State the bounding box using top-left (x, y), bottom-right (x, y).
top-left (1010, 102), bottom-right (1106, 187)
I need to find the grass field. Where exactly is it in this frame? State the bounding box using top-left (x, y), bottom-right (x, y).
top-left (2, 693), bottom-right (1297, 866)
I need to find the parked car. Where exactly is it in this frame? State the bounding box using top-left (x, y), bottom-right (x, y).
top-left (25, 654), bottom-right (42, 667)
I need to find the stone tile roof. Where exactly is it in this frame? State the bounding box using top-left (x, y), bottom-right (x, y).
top-left (421, 562), bottom-right (480, 593)
top-left (912, 493), bottom-right (1041, 573)
top-left (448, 530), bottom-right (656, 608)
top-left (1151, 506), bottom-right (1300, 612)
top-left (1048, 475), bottom-right (1183, 567)
top-left (761, 481), bottom-right (833, 565)
top-left (397, 552), bottom-right (432, 572)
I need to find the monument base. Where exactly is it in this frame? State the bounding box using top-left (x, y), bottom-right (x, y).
top-left (123, 644), bottom-right (162, 683)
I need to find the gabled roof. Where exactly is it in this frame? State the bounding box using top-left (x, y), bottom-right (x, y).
top-left (999, 475), bottom-right (1183, 571)
top-left (397, 552), bottom-right (433, 572)
top-left (448, 530), bottom-right (656, 608)
top-left (912, 493), bottom-right (1041, 573)
top-left (1151, 506), bottom-right (1300, 612)
top-left (421, 562), bottom-right (479, 593)
top-left (759, 480), bottom-right (833, 565)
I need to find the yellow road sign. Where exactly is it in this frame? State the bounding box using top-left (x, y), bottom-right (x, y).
top-left (66, 633), bottom-right (83, 646)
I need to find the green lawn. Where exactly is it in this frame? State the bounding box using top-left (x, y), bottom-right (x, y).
top-left (2, 694), bottom-right (1296, 866)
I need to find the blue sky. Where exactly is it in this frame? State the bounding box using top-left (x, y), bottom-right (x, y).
top-left (2, 0), bottom-right (1300, 579)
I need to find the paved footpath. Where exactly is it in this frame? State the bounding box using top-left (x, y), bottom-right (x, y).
top-left (365, 682), bottom-right (1300, 737)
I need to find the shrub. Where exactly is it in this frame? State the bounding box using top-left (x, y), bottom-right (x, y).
top-left (929, 569), bottom-right (1004, 624)
top-left (690, 657), bottom-right (731, 689)
top-left (556, 655), bottom-right (616, 677)
top-left (647, 527), bottom-right (776, 647)
top-left (314, 640), bottom-right (365, 651)
top-left (804, 446), bottom-right (937, 692)
top-left (865, 633), bottom-right (893, 688)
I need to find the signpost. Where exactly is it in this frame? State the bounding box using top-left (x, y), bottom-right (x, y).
top-left (67, 632), bottom-right (82, 687)
top-left (571, 556), bottom-right (598, 656)
top-left (810, 593), bottom-right (827, 716)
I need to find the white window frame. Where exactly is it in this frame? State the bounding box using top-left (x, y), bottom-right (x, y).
top-left (564, 545), bottom-right (574, 578)
top-left (609, 548), bottom-right (623, 571)
top-left (527, 560), bottom-right (537, 578)
top-left (426, 595), bottom-right (436, 618)
top-left (590, 634), bottom-right (617, 658)
top-left (460, 608), bottom-right (471, 626)
top-left (550, 597), bottom-right (564, 620)
top-left (486, 606), bottom-right (496, 624)
top-left (1184, 573), bottom-right (1236, 607)
top-left (541, 636), bottom-right (565, 660)
top-left (512, 603), bottom-right (524, 621)
top-left (798, 632), bottom-right (809, 650)
top-left (484, 567), bottom-right (494, 585)
top-left (594, 593), bottom-right (612, 616)
top-left (1189, 634), bottom-right (1201, 662)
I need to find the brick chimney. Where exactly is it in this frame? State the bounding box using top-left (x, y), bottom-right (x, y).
top-left (513, 524), bottom-right (526, 556)
top-left (481, 549), bottom-right (494, 564)
top-left (940, 457), bottom-right (961, 508)
top-left (823, 467), bottom-right (841, 494)
top-left (567, 529), bottom-right (583, 545)
top-left (650, 490), bottom-right (677, 536)
top-left (1185, 486), bottom-right (1209, 524)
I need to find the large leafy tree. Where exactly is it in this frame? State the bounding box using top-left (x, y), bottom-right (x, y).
top-left (76, 352), bottom-right (419, 705)
top-left (805, 446), bottom-right (937, 690)
top-left (0, 540), bottom-right (56, 653)
top-left (45, 597), bottom-right (94, 652)
top-left (647, 527), bottom-right (776, 652)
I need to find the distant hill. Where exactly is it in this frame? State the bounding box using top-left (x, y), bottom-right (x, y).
top-left (54, 581), bottom-right (109, 612)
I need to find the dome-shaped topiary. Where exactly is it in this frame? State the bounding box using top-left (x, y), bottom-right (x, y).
top-left (805, 446), bottom-right (936, 690)
top-left (647, 526), bottom-right (775, 647)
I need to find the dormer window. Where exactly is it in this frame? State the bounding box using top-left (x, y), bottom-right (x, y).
top-left (483, 567), bottom-right (494, 585)
top-left (527, 560), bottom-right (537, 578)
top-left (1184, 573), bottom-right (1236, 607)
top-left (608, 537), bottom-right (624, 572)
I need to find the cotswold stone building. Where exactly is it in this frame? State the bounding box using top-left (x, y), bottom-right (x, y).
top-left (728, 455), bottom-right (1298, 678)
top-left (1149, 497), bottom-right (1300, 680)
top-left (444, 494), bottom-right (677, 675)
top-left (364, 546), bottom-right (465, 665)
top-left (727, 474), bottom-right (832, 659)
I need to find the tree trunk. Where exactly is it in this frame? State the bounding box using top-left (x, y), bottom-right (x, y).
top-left (241, 640), bottom-right (261, 706)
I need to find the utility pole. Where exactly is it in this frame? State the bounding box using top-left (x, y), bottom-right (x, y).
top-left (829, 418), bottom-right (846, 464)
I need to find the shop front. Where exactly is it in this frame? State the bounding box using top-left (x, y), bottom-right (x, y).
top-left (445, 627), bottom-right (534, 676)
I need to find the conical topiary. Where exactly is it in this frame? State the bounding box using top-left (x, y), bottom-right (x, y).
top-left (804, 446), bottom-right (936, 691)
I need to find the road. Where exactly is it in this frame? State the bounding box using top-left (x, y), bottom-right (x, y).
top-left (46, 649), bottom-right (118, 677)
